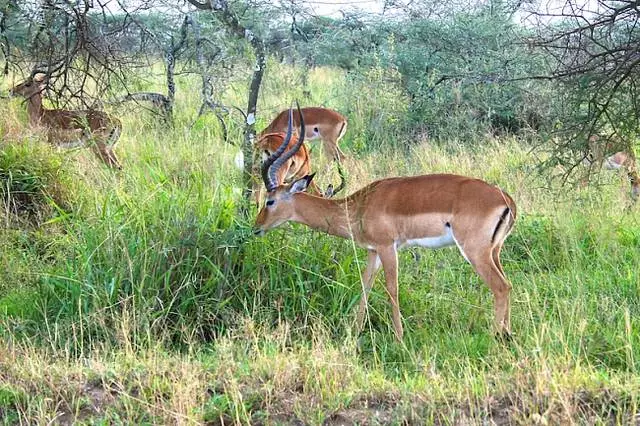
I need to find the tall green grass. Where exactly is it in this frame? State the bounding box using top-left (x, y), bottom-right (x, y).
top-left (1, 62), bottom-right (640, 423)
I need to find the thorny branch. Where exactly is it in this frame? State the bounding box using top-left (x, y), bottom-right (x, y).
top-left (187, 0), bottom-right (267, 215)
top-left (527, 0), bottom-right (640, 186)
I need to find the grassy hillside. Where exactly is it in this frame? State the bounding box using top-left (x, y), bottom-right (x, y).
top-left (1, 64), bottom-right (640, 424)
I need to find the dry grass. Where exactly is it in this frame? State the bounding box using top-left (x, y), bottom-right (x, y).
top-left (2, 321), bottom-right (639, 424)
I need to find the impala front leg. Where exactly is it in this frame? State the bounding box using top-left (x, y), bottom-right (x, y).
top-left (356, 250), bottom-right (381, 332)
top-left (378, 245), bottom-right (402, 341)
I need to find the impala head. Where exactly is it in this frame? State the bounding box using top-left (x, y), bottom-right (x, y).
top-left (9, 73), bottom-right (48, 99)
top-left (254, 102), bottom-right (307, 236)
top-left (254, 174), bottom-right (316, 235)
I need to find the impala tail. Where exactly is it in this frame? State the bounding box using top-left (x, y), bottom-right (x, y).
top-left (492, 191), bottom-right (517, 244)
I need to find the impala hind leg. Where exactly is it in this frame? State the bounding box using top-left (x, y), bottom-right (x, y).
top-left (356, 250), bottom-right (381, 332)
top-left (105, 146), bottom-right (122, 170)
top-left (89, 126), bottom-right (122, 169)
top-left (378, 245), bottom-right (403, 341)
top-left (330, 121), bottom-right (348, 162)
top-left (466, 247), bottom-right (512, 336)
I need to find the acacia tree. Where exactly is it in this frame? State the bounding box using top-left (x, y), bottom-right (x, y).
top-left (186, 0), bottom-right (267, 216)
top-left (2, 0), bottom-right (143, 108)
top-left (528, 0), bottom-right (640, 183)
top-left (110, 13), bottom-right (192, 124)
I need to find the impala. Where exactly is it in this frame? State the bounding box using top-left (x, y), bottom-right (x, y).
top-left (254, 106), bottom-right (518, 340)
top-left (254, 131), bottom-right (346, 206)
top-left (585, 134), bottom-right (639, 201)
top-left (260, 107), bottom-right (347, 162)
top-left (9, 73), bottom-right (123, 169)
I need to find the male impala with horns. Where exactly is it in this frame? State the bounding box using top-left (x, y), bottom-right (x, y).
top-left (254, 104), bottom-right (518, 341)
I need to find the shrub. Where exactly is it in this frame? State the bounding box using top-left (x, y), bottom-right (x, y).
top-left (0, 140), bottom-right (72, 227)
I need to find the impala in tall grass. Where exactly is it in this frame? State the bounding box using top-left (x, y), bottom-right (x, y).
top-left (9, 73), bottom-right (123, 169)
top-left (585, 134), bottom-right (639, 201)
top-left (254, 105), bottom-right (518, 340)
top-left (261, 107), bottom-right (348, 162)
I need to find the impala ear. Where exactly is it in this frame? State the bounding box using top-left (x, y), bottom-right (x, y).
top-left (289, 173), bottom-right (315, 194)
top-left (33, 73), bottom-right (48, 83)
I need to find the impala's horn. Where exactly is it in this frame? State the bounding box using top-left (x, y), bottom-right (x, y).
top-left (261, 101), bottom-right (306, 191)
top-left (261, 107), bottom-right (294, 191)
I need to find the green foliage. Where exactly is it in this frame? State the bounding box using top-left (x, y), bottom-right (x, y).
top-left (290, 3), bottom-right (554, 141)
top-left (383, 5), bottom-right (548, 140)
top-left (341, 62), bottom-right (409, 154)
top-left (0, 141), bottom-right (72, 227)
top-left (0, 384), bottom-right (24, 425)
top-left (508, 214), bottom-right (569, 273)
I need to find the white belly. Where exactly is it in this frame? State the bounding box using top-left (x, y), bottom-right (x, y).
top-left (397, 226), bottom-right (455, 249)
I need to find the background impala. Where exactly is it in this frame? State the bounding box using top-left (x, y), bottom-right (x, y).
top-left (260, 106), bottom-right (348, 162)
top-left (255, 107), bottom-right (518, 340)
top-left (9, 73), bottom-right (123, 169)
top-left (585, 134), bottom-right (639, 201)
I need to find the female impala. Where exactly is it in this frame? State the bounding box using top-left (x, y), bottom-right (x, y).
top-left (10, 73), bottom-right (123, 169)
top-left (260, 107), bottom-right (347, 161)
top-left (254, 131), bottom-right (346, 205)
top-left (585, 134), bottom-right (639, 201)
top-left (255, 107), bottom-right (518, 340)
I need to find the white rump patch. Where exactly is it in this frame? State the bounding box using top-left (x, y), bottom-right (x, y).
top-left (603, 156), bottom-right (623, 170)
top-left (400, 226), bottom-right (455, 249)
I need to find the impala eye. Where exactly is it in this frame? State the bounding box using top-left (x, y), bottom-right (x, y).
top-left (266, 200), bottom-right (275, 207)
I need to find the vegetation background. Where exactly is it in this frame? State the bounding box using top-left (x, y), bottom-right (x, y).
top-left (1, 0), bottom-right (640, 424)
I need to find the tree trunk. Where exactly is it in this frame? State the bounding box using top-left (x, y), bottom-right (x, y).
top-left (186, 0), bottom-right (267, 217)
top-left (240, 39), bottom-right (266, 216)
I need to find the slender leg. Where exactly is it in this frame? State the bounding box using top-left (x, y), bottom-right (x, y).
top-left (491, 245), bottom-right (511, 332)
top-left (325, 123), bottom-right (347, 161)
top-left (104, 125), bottom-right (122, 169)
top-left (105, 146), bottom-right (122, 170)
top-left (467, 248), bottom-right (512, 335)
top-left (492, 244), bottom-right (506, 281)
top-left (378, 245), bottom-right (403, 341)
top-left (356, 250), bottom-right (381, 332)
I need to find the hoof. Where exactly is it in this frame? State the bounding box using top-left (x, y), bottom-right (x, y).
top-left (495, 330), bottom-right (513, 343)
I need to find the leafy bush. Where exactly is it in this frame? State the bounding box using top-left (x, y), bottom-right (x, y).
top-left (0, 141), bottom-right (72, 227)
top-left (341, 61), bottom-right (410, 154)
top-left (382, 7), bottom-right (550, 141)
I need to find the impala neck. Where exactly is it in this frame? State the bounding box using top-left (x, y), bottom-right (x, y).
top-left (25, 92), bottom-right (45, 123)
top-left (291, 194), bottom-right (353, 240)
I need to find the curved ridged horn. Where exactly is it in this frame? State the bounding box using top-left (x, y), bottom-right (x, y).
top-left (261, 107), bottom-right (294, 191)
top-left (261, 102), bottom-right (306, 192)
top-left (270, 102), bottom-right (305, 185)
